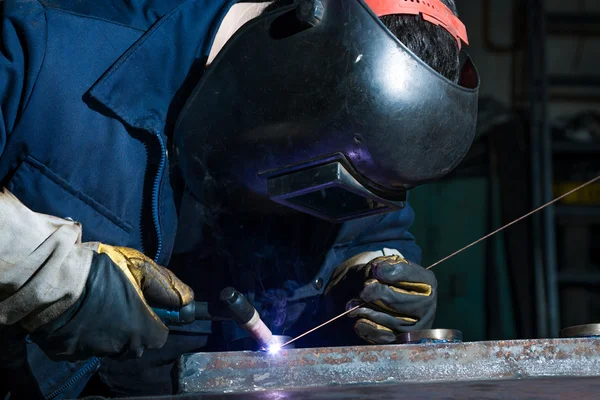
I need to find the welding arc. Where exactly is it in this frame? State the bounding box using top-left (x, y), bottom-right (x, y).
top-left (425, 174), bottom-right (600, 270)
top-left (279, 175), bottom-right (600, 349)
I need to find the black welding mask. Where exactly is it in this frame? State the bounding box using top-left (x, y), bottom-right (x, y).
top-left (174, 0), bottom-right (479, 223)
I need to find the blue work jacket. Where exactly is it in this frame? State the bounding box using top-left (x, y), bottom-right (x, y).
top-left (0, 0), bottom-right (232, 398)
top-left (0, 0), bottom-right (421, 397)
top-left (0, 0), bottom-right (234, 266)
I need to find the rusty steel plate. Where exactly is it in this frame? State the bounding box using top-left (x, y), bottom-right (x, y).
top-left (176, 338), bottom-right (600, 395)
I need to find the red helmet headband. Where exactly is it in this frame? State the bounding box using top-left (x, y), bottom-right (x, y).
top-left (364, 0), bottom-right (468, 50)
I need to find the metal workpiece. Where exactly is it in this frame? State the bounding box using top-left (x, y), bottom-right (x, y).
top-left (177, 338), bottom-right (600, 395)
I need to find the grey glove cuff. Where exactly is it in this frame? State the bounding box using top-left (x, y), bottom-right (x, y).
top-left (0, 188), bottom-right (93, 331)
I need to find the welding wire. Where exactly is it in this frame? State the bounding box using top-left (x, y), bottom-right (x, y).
top-left (281, 174), bottom-right (600, 346)
top-left (280, 304), bottom-right (363, 349)
top-left (426, 174), bottom-right (600, 270)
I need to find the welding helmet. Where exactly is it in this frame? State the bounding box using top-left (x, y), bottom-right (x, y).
top-left (174, 0), bottom-right (479, 223)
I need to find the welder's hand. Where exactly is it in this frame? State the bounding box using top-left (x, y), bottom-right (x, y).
top-left (31, 244), bottom-right (193, 361)
top-left (326, 254), bottom-right (437, 344)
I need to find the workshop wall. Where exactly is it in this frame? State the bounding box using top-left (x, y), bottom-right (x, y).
top-left (409, 0), bottom-right (600, 342)
top-left (457, 0), bottom-right (600, 117)
top-left (409, 179), bottom-right (514, 342)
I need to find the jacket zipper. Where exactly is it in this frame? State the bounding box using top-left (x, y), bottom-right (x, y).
top-left (39, 138), bottom-right (165, 400)
top-left (151, 133), bottom-right (167, 263)
top-left (44, 357), bottom-right (101, 400)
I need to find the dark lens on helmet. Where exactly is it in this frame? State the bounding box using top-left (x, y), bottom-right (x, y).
top-left (267, 161), bottom-right (404, 222)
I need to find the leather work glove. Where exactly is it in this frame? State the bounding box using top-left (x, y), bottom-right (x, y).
top-left (31, 244), bottom-right (194, 361)
top-left (325, 254), bottom-right (437, 344)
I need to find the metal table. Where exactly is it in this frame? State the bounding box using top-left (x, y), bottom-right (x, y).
top-left (175, 338), bottom-right (600, 398)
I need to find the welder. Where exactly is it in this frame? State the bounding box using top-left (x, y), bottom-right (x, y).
top-left (0, 0), bottom-right (478, 398)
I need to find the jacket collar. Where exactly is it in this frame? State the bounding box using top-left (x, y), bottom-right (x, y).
top-left (86, 0), bottom-right (235, 135)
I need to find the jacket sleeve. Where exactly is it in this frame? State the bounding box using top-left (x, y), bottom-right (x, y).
top-left (1, 0), bottom-right (47, 154)
top-left (0, 3), bottom-right (78, 330)
top-left (0, 188), bottom-right (94, 331)
top-left (333, 198), bottom-right (422, 264)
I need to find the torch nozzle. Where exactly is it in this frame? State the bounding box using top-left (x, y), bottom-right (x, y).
top-left (220, 287), bottom-right (275, 350)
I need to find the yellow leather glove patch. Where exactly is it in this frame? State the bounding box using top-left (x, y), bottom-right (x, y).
top-left (97, 244), bottom-right (194, 311)
top-left (364, 278), bottom-right (432, 297)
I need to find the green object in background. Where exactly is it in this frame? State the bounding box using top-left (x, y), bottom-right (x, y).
top-left (409, 178), bottom-right (516, 342)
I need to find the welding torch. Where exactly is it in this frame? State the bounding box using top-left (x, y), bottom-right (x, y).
top-left (152, 301), bottom-right (227, 325)
top-left (219, 287), bottom-right (278, 351)
top-left (152, 287), bottom-right (276, 351)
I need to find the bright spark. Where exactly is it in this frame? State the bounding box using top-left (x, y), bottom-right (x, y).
top-left (267, 343), bottom-right (282, 354)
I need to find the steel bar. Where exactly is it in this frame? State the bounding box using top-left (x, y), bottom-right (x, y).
top-left (177, 338), bottom-right (600, 395)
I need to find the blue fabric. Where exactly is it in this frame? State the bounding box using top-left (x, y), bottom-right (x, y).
top-left (0, 0), bottom-right (232, 397)
top-left (0, 0), bottom-right (232, 264)
top-left (333, 199), bottom-right (422, 264)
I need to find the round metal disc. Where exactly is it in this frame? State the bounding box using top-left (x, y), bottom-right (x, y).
top-left (560, 324), bottom-right (600, 338)
top-left (396, 329), bottom-right (463, 344)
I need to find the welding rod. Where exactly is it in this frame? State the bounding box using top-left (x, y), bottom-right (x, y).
top-left (219, 287), bottom-right (276, 350)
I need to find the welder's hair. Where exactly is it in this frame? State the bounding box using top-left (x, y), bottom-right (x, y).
top-left (264, 0), bottom-right (460, 83)
top-left (382, 0), bottom-right (460, 82)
